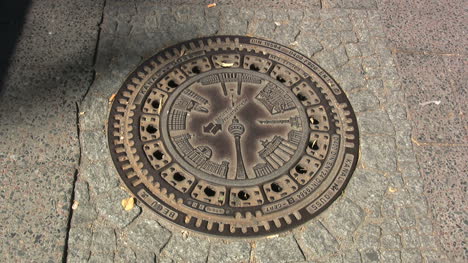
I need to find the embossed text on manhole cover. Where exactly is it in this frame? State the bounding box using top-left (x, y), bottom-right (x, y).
top-left (108, 36), bottom-right (359, 237)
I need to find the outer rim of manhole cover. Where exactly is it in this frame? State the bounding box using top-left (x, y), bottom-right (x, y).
top-left (108, 35), bottom-right (359, 238)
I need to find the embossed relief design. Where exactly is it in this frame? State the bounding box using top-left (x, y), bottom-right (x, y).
top-left (167, 71), bottom-right (306, 182)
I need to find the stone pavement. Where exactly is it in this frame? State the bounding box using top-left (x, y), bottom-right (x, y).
top-left (0, 0), bottom-right (465, 262)
top-left (67, 1), bottom-right (453, 262)
top-left (379, 1), bottom-right (467, 260)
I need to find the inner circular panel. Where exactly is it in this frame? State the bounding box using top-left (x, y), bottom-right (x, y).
top-left (160, 68), bottom-right (310, 187)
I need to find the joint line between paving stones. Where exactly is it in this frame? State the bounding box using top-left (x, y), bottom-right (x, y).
top-left (382, 23), bottom-right (451, 259)
top-left (158, 234), bottom-right (173, 257)
top-left (81, 0), bottom-right (107, 104)
top-left (391, 47), bottom-right (466, 57)
top-left (62, 102), bottom-right (82, 263)
top-left (248, 242), bottom-right (256, 263)
top-left (293, 30), bottom-right (302, 42)
top-left (92, 0), bottom-right (107, 67)
top-left (410, 138), bottom-right (468, 147)
top-left (293, 236), bottom-right (307, 261)
top-left (204, 243), bottom-right (212, 263)
top-left (63, 0), bottom-right (107, 261)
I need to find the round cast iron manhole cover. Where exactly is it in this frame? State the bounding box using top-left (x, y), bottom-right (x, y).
top-left (108, 36), bottom-right (359, 237)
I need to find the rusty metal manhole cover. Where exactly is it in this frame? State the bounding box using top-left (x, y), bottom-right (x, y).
top-left (108, 36), bottom-right (359, 237)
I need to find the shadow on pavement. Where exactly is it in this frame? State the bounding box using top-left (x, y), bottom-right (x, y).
top-left (0, 0), bottom-right (31, 95)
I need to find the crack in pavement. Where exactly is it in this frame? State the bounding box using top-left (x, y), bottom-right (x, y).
top-left (62, 102), bottom-right (82, 262)
top-left (80, 0), bottom-right (107, 104)
top-left (62, 1), bottom-right (107, 262)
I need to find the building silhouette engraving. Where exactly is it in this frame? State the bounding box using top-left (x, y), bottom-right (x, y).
top-left (256, 83), bottom-right (295, 115)
top-left (258, 115), bottom-right (302, 128)
top-left (182, 89), bottom-right (209, 104)
top-left (168, 109), bottom-right (188, 130)
top-left (169, 90), bottom-right (209, 131)
top-left (253, 130), bottom-right (302, 178)
top-left (172, 134), bottom-right (229, 178)
top-left (200, 72), bottom-right (262, 96)
top-left (173, 89), bottom-right (209, 113)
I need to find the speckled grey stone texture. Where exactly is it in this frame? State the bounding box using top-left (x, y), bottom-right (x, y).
top-left (294, 222), bottom-right (339, 260)
top-left (0, 70), bottom-right (95, 260)
top-left (123, 218), bottom-right (171, 252)
top-left (323, 198), bottom-right (365, 242)
top-left (94, 188), bottom-right (142, 228)
top-left (253, 235), bottom-right (305, 263)
top-left (346, 170), bottom-right (388, 218)
top-left (207, 241), bottom-right (251, 263)
top-left (379, 2), bottom-right (466, 259)
top-left (67, 226), bottom-right (93, 261)
top-left (159, 234), bottom-right (210, 263)
top-left (361, 136), bottom-right (397, 172)
top-left (380, 0), bottom-right (466, 54)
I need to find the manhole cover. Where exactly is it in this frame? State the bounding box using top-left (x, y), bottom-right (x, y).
top-left (108, 36), bottom-right (359, 237)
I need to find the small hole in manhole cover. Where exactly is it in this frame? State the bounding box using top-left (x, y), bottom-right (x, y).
top-left (308, 140), bottom-right (320, 151)
top-left (173, 172), bottom-right (185, 182)
top-left (238, 191), bottom-right (250, 200)
top-left (249, 64), bottom-right (260, 71)
top-left (271, 182), bottom-right (283, 192)
top-left (108, 36), bottom-right (359, 237)
top-left (204, 187), bottom-right (216, 197)
top-left (276, 75), bottom-right (286, 83)
top-left (296, 93), bottom-right (308, 101)
top-left (151, 100), bottom-right (160, 109)
top-left (192, 66), bottom-right (201, 74)
top-left (295, 165), bottom-right (307, 174)
top-left (168, 80), bottom-right (178, 88)
top-left (146, 125), bottom-right (158, 134)
top-left (152, 150), bottom-right (164, 160)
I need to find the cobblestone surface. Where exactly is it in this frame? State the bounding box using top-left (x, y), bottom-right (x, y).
top-left (65, 1), bottom-right (451, 262)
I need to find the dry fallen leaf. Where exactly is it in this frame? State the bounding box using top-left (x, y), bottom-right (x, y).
top-left (310, 140), bottom-right (317, 149)
top-left (419, 100), bottom-right (441, 106)
top-left (221, 62), bottom-right (234, 68)
top-left (108, 93), bottom-right (116, 103)
top-left (121, 197), bottom-right (135, 211)
top-left (207, 3), bottom-right (217, 8)
top-left (72, 200), bottom-right (79, 210)
top-left (158, 97), bottom-right (164, 114)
